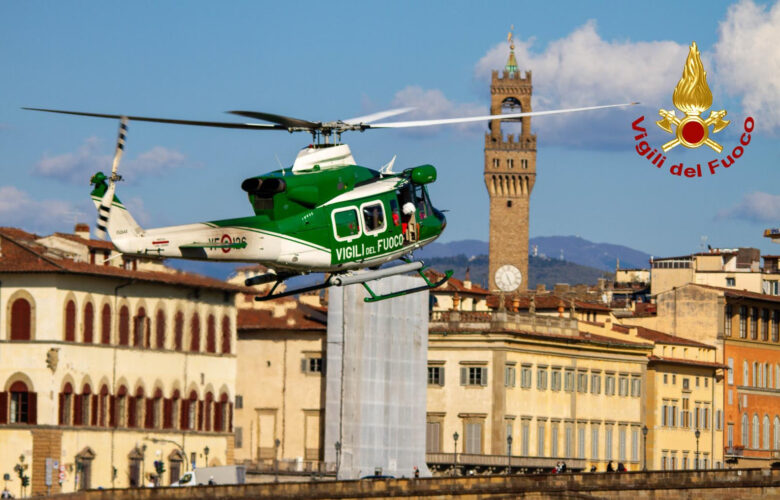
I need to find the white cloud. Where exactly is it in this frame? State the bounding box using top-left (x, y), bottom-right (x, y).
top-left (0, 185), bottom-right (89, 234)
top-left (717, 191), bottom-right (780, 222)
top-left (390, 86), bottom-right (486, 134)
top-left (33, 137), bottom-right (190, 183)
top-left (714, 0), bottom-right (780, 131)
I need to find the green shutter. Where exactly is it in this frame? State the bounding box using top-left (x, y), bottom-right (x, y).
top-left (460, 367), bottom-right (466, 386)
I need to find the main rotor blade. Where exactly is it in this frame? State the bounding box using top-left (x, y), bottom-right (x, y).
top-left (228, 110), bottom-right (319, 129)
top-left (365, 103), bottom-right (639, 129)
top-left (23, 107), bottom-right (283, 130)
top-left (343, 107), bottom-right (416, 125)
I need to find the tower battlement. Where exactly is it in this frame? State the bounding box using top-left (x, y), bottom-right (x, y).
top-left (492, 69), bottom-right (532, 84)
top-left (485, 133), bottom-right (537, 151)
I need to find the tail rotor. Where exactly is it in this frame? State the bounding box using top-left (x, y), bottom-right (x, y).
top-left (95, 117), bottom-right (128, 240)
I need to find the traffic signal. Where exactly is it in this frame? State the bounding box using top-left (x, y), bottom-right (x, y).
top-left (21, 475), bottom-right (29, 487)
top-left (154, 460), bottom-right (165, 475)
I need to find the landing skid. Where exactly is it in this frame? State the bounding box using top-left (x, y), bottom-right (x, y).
top-left (251, 260), bottom-right (453, 303)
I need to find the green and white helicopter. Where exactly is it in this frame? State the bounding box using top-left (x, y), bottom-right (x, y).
top-left (25, 103), bottom-right (633, 302)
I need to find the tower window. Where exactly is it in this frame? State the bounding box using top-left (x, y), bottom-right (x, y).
top-left (492, 158), bottom-right (500, 168)
top-left (507, 159), bottom-right (514, 169)
top-left (507, 200), bottom-right (512, 208)
top-left (521, 159), bottom-right (528, 169)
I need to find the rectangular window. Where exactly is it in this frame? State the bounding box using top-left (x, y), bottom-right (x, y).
top-left (564, 370), bottom-right (574, 392)
top-left (361, 202), bottom-right (386, 235)
top-left (662, 402), bottom-right (668, 426)
top-left (605, 375), bottom-right (616, 396)
top-left (619, 427), bottom-right (627, 461)
top-left (743, 360), bottom-right (749, 385)
top-left (631, 377), bottom-right (641, 397)
top-left (773, 311), bottom-right (779, 342)
top-left (303, 356), bottom-right (323, 374)
top-left (492, 158), bottom-right (500, 168)
top-left (727, 423), bottom-right (734, 448)
top-left (762, 309), bottom-right (769, 340)
top-left (537, 367), bottom-right (548, 390)
top-left (682, 398), bottom-right (690, 428)
top-left (551, 423), bottom-right (559, 457)
top-left (505, 365), bottom-right (516, 387)
top-left (565, 425), bottom-right (574, 458)
top-left (428, 366), bottom-right (444, 386)
top-left (426, 421), bottom-right (441, 452)
top-left (507, 158), bottom-right (514, 169)
top-left (465, 421), bottom-right (483, 454)
top-left (577, 427), bottom-right (586, 459)
top-left (577, 372), bottom-right (588, 393)
top-left (631, 428), bottom-right (639, 462)
top-left (740, 306), bottom-right (747, 338)
top-left (619, 376), bottom-right (629, 396)
top-left (728, 389), bottom-right (733, 405)
top-left (725, 305), bottom-right (733, 337)
top-left (591, 373), bottom-right (601, 394)
top-left (683, 378), bottom-right (690, 390)
top-left (716, 410), bottom-right (722, 431)
top-left (235, 395), bottom-right (243, 410)
top-left (551, 369), bottom-right (562, 391)
top-left (521, 365), bottom-right (532, 388)
top-left (591, 426), bottom-right (599, 460)
top-left (537, 422), bottom-right (546, 456)
top-left (332, 207), bottom-right (361, 240)
top-left (605, 426), bottom-right (613, 461)
top-left (521, 421), bottom-right (530, 455)
top-left (726, 277), bottom-right (736, 287)
top-left (727, 358), bottom-right (734, 384)
top-left (751, 308), bottom-right (758, 339)
top-left (460, 366), bottom-right (488, 386)
top-left (235, 426), bottom-right (243, 448)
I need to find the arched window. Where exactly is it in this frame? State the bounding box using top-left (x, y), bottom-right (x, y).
top-left (133, 307), bottom-right (147, 348)
top-left (101, 304), bottom-right (111, 344)
top-left (119, 306), bottom-right (130, 345)
top-left (221, 316), bottom-right (231, 354)
top-left (774, 416), bottom-right (780, 450)
top-left (10, 298), bottom-right (32, 340)
top-left (206, 314), bottom-right (216, 353)
top-left (99, 385), bottom-right (109, 427)
top-left (215, 393), bottom-right (229, 432)
top-left (182, 391), bottom-right (198, 431)
top-left (113, 385), bottom-right (128, 427)
top-left (190, 313), bottom-right (200, 352)
top-left (1, 381), bottom-right (36, 424)
top-left (753, 414), bottom-right (760, 449)
top-left (764, 415), bottom-right (771, 449)
top-left (65, 300), bottom-right (76, 341)
top-left (742, 413), bottom-right (749, 446)
top-left (155, 310), bottom-right (166, 349)
top-left (174, 312), bottom-right (184, 351)
top-left (75, 384), bottom-right (92, 426)
top-left (83, 303), bottom-right (94, 343)
top-left (165, 389), bottom-right (180, 430)
top-left (128, 387), bottom-right (144, 428)
top-left (59, 383), bottom-right (74, 425)
top-left (147, 388), bottom-right (163, 429)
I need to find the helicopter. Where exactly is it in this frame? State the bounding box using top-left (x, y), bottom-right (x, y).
top-left (24, 102), bottom-right (635, 302)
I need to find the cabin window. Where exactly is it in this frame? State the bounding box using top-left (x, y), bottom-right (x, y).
top-left (413, 184), bottom-right (432, 220)
top-left (361, 201), bottom-right (386, 236)
top-left (389, 199), bottom-right (400, 226)
top-left (332, 207), bottom-right (361, 241)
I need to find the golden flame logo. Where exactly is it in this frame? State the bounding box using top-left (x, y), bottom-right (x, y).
top-left (656, 42), bottom-right (729, 152)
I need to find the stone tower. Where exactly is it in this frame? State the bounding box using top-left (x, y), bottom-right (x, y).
top-left (484, 30), bottom-right (536, 291)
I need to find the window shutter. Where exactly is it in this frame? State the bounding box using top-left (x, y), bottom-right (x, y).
top-left (145, 399), bottom-right (154, 429)
top-left (91, 395), bottom-right (98, 426)
top-left (163, 399), bottom-right (172, 429)
top-left (180, 401), bottom-right (188, 430)
top-left (439, 367), bottom-right (445, 386)
top-left (481, 368), bottom-right (488, 386)
top-left (198, 401), bottom-right (204, 430)
top-left (59, 393), bottom-right (66, 425)
top-left (109, 396), bottom-right (116, 427)
top-left (301, 359), bottom-right (307, 373)
top-left (512, 368), bottom-right (516, 387)
top-left (460, 367), bottom-right (467, 385)
top-left (28, 392), bottom-right (37, 424)
top-left (0, 392), bottom-right (7, 424)
top-left (229, 403), bottom-right (234, 432)
top-left (74, 394), bottom-right (83, 425)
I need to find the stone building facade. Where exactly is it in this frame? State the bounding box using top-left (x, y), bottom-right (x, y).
top-left (0, 227), bottom-right (242, 495)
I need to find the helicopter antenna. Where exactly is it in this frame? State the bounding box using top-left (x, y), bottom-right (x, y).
top-left (379, 155), bottom-right (397, 176)
top-left (274, 154), bottom-right (285, 175)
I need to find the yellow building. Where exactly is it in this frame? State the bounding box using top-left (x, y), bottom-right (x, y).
top-left (650, 248), bottom-right (780, 296)
top-left (232, 295), bottom-right (327, 475)
top-left (427, 310), bottom-right (651, 474)
top-left (0, 227), bottom-right (241, 495)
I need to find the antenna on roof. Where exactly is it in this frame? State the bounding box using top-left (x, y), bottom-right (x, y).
top-left (700, 235), bottom-right (709, 252)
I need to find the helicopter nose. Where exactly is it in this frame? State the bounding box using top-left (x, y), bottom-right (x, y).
top-left (433, 208), bottom-right (447, 231)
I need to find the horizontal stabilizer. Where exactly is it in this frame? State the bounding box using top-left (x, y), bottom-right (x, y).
top-left (179, 241), bottom-right (248, 250)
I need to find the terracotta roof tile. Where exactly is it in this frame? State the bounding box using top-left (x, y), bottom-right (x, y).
top-left (634, 326), bottom-right (714, 348)
top-left (237, 306), bottom-right (326, 331)
top-left (49, 232), bottom-right (115, 250)
top-left (648, 355), bottom-right (726, 369)
top-left (676, 283), bottom-right (780, 304)
top-left (425, 269), bottom-right (489, 295)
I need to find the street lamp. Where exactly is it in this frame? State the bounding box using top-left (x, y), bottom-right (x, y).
top-left (141, 445), bottom-right (147, 487)
top-left (203, 446), bottom-right (210, 468)
top-left (452, 432), bottom-right (459, 477)
top-left (695, 429), bottom-right (701, 470)
top-left (145, 436), bottom-right (189, 471)
top-left (642, 425), bottom-right (648, 471)
top-left (334, 441), bottom-right (342, 472)
top-left (506, 435), bottom-right (513, 475)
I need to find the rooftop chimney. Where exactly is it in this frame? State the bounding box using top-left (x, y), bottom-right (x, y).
top-left (74, 223), bottom-right (91, 240)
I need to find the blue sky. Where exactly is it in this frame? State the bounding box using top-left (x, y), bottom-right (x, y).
top-left (1, 0), bottom-right (779, 259)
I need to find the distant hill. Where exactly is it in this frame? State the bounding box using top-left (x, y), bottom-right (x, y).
top-left (422, 254), bottom-right (612, 290)
top-left (419, 236), bottom-right (651, 272)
